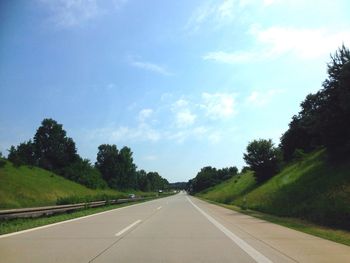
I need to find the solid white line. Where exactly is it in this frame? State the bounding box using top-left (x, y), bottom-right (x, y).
top-left (0, 198), bottom-right (162, 239)
top-left (187, 197), bottom-right (272, 263)
top-left (115, 220), bottom-right (141, 236)
top-left (157, 206), bottom-right (162, 210)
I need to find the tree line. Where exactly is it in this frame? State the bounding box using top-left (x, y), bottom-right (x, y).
top-left (188, 45), bottom-right (350, 193)
top-left (280, 45), bottom-right (350, 161)
top-left (7, 118), bottom-right (169, 191)
top-left (187, 166), bottom-right (238, 194)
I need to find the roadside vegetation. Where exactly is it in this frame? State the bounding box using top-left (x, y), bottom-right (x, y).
top-left (199, 150), bottom-right (350, 230)
top-left (1, 117), bottom-right (169, 208)
top-left (189, 45), bottom-right (350, 239)
top-left (0, 160), bottom-right (160, 209)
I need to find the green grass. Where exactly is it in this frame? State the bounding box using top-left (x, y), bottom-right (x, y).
top-left (199, 199), bottom-right (350, 246)
top-left (197, 171), bottom-right (256, 203)
top-left (0, 197), bottom-right (161, 235)
top-left (198, 149), bottom-right (350, 232)
top-left (0, 160), bottom-right (148, 209)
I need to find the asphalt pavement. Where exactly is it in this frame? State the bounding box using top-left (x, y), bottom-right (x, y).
top-left (1, 192), bottom-right (349, 262)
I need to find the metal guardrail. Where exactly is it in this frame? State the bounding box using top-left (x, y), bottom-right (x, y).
top-left (0, 197), bottom-right (147, 220)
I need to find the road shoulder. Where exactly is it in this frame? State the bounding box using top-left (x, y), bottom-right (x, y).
top-left (190, 196), bottom-right (350, 263)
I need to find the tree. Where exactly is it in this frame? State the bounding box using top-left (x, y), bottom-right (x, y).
top-left (136, 169), bottom-right (150, 191)
top-left (243, 139), bottom-right (281, 183)
top-left (117, 147), bottom-right (137, 189)
top-left (217, 166), bottom-right (238, 181)
top-left (280, 113), bottom-right (320, 161)
top-left (318, 45), bottom-right (350, 158)
top-left (280, 45), bottom-right (350, 161)
top-left (95, 144), bottom-right (139, 190)
top-left (187, 165), bottom-right (239, 194)
top-left (7, 141), bottom-right (36, 167)
top-left (145, 171), bottom-right (168, 191)
top-left (34, 118), bottom-right (78, 171)
top-left (95, 144), bottom-right (119, 188)
top-left (62, 158), bottom-right (107, 189)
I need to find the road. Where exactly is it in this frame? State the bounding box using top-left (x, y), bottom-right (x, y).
top-left (1, 192), bottom-right (349, 262)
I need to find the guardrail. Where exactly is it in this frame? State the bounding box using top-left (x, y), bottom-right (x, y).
top-left (0, 197), bottom-right (148, 220)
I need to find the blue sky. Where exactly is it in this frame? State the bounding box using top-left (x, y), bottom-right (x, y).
top-left (1, 0), bottom-right (350, 182)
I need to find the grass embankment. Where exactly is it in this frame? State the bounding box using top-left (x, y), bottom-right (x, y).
top-left (0, 160), bottom-right (154, 209)
top-left (0, 196), bottom-right (166, 235)
top-left (198, 150), bottom-right (350, 245)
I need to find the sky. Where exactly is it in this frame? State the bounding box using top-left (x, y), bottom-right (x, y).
top-left (1, 0), bottom-right (350, 182)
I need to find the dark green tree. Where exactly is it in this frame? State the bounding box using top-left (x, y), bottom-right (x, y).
top-left (280, 113), bottom-right (320, 161)
top-left (280, 45), bottom-right (350, 161)
top-left (187, 165), bottom-right (239, 194)
top-left (34, 118), bottom-right (78, 171)
top-left (117, 146), bottom-right (137, 189)
top-left (190, 166), bottom-right (218, 193)
top-left (7, 140), bottom-right (36, 167)
top-left (217, 166), bottom-right (238, 181)
top-left (62, 158), bottom-right (107, 189)
top-left (95, 144), bottom-right (119, 188)
top-left (243, 139), bottom-right (281, 183)
top-left (318, 45), bottom-right (350, 158)
top-left (146, 171), bottom-right (168, 191)
top-left (136, 169), bottom-right (150, 191)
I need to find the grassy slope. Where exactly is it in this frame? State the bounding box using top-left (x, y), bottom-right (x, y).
top-left (197, 171), bottom-right (256, 204)
top-left (198, 150), bottom-right (350, 230)
top-left (0, 160), bottom-right (125, 209)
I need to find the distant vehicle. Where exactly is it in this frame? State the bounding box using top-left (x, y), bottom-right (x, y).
top-left (128, 194), bottom-right (136, 199)
top-left (158, 190), bottom-right (163, 193)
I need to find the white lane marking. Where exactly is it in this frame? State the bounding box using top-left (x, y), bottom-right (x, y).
top-left (187, 197), bottom-right (272, 263)
top-left (115, 220), bottom-right (141, 236)
top-left (157, 206), bottom-right (162, 210)
top-left (0, 198), bottom-right (167, 239)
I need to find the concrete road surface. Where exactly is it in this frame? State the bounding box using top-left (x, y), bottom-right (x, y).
top-left (1, 192), bottom-right (349, 262)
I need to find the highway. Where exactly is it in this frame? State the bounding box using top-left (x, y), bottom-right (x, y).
top-left (1, 192), bottom-right (350, 262)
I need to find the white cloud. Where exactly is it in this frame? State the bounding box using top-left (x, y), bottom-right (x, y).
top-left (186, 0), bottom-right (280, 32)
top-left (208, 132), bottom-right (222, 144)
top-left (246, 89), bottom-right (283, 107)
top-left (173, 98), bottom-right (189, 108)
top-left (39, 0), bottom-right (128, 28)
top-left (203, 26), bottom-right (350, 63)
top-left (143, 155), bottom-right (157, 161)
top-left (88, 123), bottom-right (161, 143)
top-left (185, 0), bottom-right (236, 32)
top-left (171, 99), bottom-right (196, 128)
top-left (201, 92), bottom-right (237, 119)
top-left (175, 110), bottom-right (197, 128)
top-left (166, 126), bottom-right (215, 144)
top-left (40, 0), bottom-right (101, 28)
top-left (138, 108), bottom-right (153, 122)
top-left (203, 50), bottom-right (257, 63)
top-left (217, 0), bottom-right (235, 20)
top-left (86, 91), bottom-right (239, 145)
top-left (129, 59), bottom-right (172, 76)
